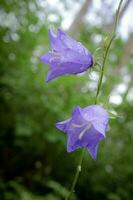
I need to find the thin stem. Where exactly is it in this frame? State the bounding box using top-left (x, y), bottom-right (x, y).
top-left (95, 0), bottom-right (124, 104)
top-left (65, 1), bottom-right (123, 199)
top-left (65, 149), bottom-right (85, 200)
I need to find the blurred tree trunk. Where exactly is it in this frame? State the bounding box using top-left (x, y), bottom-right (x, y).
top-left (106, 0), bottom-right (133, 73)
top-left (106, 0), bottom-right (132, 31)
top-left (115, 33), bottom-right (133, 73)
top-left (120, 33), bottom-right (133, 99)
top-left (109, 32), bottom-right (133, 100)
top-left (119, 0), bottom-right (132, 20)
top-left (68, 0), bottom-right (92, 35)
top-left (103, 0), bottom-right (133, 98)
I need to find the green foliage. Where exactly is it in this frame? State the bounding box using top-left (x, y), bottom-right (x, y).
top-left (0, 0), bottom-right (133, 200)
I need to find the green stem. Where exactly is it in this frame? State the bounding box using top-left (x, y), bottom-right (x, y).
top-left (95, 0), bottom-right (123, 104)
top-left (65, 1), bottom-right (123, 199)
top-left (65, 149), bottom-right (85, 200)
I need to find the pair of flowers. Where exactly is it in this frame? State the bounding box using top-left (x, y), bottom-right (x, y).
top-left (40, 29), bottom-right (109, 160)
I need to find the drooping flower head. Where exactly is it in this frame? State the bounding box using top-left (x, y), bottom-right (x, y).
top-left (56, 105), bottom-right (109, 160)
top-left (40, 28), bottom-right (93, 82)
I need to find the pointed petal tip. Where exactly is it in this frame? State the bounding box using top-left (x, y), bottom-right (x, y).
top-left (48, 29), bottom-right (58, 39)
top-left (39, 55), bottom-right (44, 62)
top-left (89, 151), bottom-right (97, 160)
top-left (57, 28), bottom-right (63, 34)
top-left (46, 74), bottom-right (57, 82)
top-left (72, 105), bottom-right (82, 114)
top-left (48, 28), bottom-right (64, 40)
top-left (39, 55), bottom-right (48, 64)
top-left (87, 144), bottom-right (99, 160)
top-left (67, 145), bottom-right (75, 153)
top-left (46, 79), bottom-right (50, 83)
top-left (39, 52), bottom-right (50, 64)
top-left (55, 122), bottom-right (66, 132)
top-left (92, 153), bottom-right (97, 160)
top-left (46, 75), bottom-right (51, 82)
top-left (55, 122), bottom-right (60, 128)
top-left (55, 119), bottom-right (70, 133)
top-left (67, 147), bottom-right (72, 153)
top-left (48, 29), bottom-right (54, 36)
top-left (46, 70), bottom-right (55, 82)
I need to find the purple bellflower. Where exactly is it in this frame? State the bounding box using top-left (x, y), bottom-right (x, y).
top-left (56, 105), bottom-right (109, 160)
top-left (40, 28), bottom-right (93, 82)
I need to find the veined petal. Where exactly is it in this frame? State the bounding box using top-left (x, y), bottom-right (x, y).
top-left (55, 119), bottom-right (70, 133)
top-left (85, 127), bottom-right (104, 160)
top-left (57, 29), bottom-right (88, 54)
top-left (92, 121), bottom-right (107, 137)
top-left (83, 105), bottom-right (109, 124)
top-left (46, 62), bottom-right (87, 82)
top-left (70, 106), bottom-right (88, 129)
top-left (72, 106), bottom-right (83, 121)
top-left (67, 130), bottom-right (80, 152)
top-left (40, 51), bottom-right (62, 69)
top-left (46, 68), bottom-right (66, 82)
top-left (80, 126), bottom-right (104, 147)
top-left (87, 143), bottom-right (99, 160)
top-left (61, 48), bottom-right (92, 65)
top-left (48, 29), bottom-right (65, 51)
top-left (39, 52), bottom-right (52, 65)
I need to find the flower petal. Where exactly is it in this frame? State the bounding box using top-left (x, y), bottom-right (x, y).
top-left (67, 130), bottom-right (81, 152)
top-left (61, 48), bottom-right (92, 65)
top-left (46, 62), bottom-right (86, 81)
top-left (80, 126), bottom-right (104, 147)
top-left (92, 121), bottom-right (107, 136)
top-left (39, 52), bottom-right (52, 65)
top-left (56, 119), bottom-right (70, 133)
top-left (71, 106), bottom-right (85, 125)
top-left (40, 51), bottom-right (62, 70)
top-left (87, 143), bottom-right (99, 160)
top-left (58, 29), bottom-right (87, 53)
top-left (46, 68), bottom-right (66, 82)
top-left (83, 105), bottom-right (109, 124)
top-left (49, 29), bottom-right (65, 51)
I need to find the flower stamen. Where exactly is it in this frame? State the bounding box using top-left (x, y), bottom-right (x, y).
top-left (72, 123), bottom-right (84, 128)
top-left (78, 123), bottom-right (92, 140)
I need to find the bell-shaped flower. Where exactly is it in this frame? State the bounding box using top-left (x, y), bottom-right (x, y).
top-left (56, 105), bottom-right (109, 160)
top-left (40, 28), bottom-right (93, 82)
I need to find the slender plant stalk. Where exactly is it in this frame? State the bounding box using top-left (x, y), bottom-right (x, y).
top-left (65, 1), bottom-right (123, 199)
top-left (95, 0), bottom-right (124, 104)
top-left (65, 149), bottom-right (85, 200)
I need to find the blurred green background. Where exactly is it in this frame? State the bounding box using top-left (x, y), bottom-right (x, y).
top-left (0, 0), bottom-right (133, 199)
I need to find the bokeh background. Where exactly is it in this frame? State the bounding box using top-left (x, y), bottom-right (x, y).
top-left (0, 0), bottom-right (133, 199)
